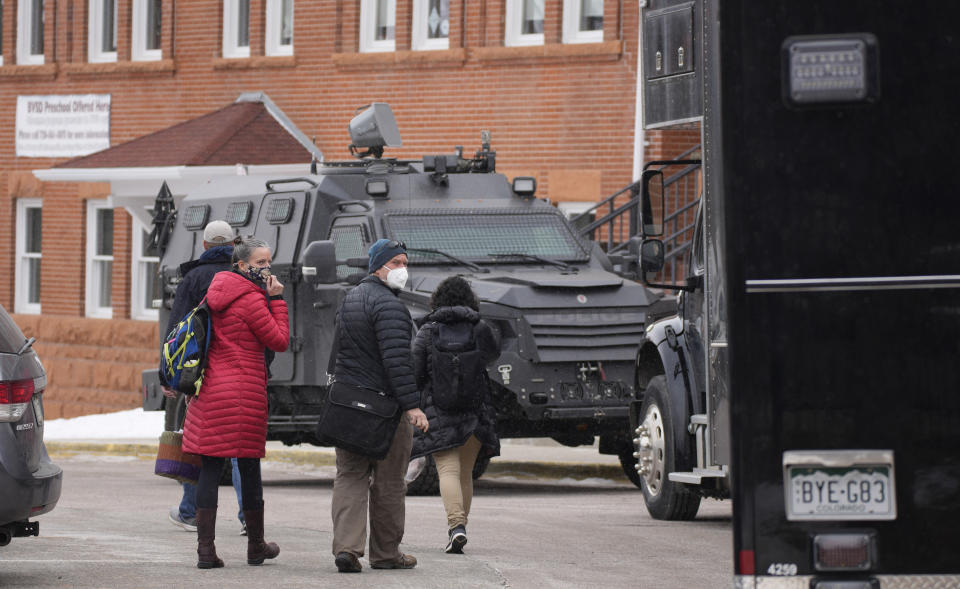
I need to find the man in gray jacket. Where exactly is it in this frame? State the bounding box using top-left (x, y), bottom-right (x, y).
top-left (330, 238), bottom-right (428, 573)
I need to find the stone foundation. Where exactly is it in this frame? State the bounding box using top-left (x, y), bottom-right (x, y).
top-left (13, 314), bottom-right (157, 419)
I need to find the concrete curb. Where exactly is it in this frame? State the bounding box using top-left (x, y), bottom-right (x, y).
top-left (45, 441), bottom-right (630, 484)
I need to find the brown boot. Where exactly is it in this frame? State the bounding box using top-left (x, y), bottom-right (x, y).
top-left (195, 507), bottom-right (224, 569)
top-left (244, 508), bottom-right (279, 565)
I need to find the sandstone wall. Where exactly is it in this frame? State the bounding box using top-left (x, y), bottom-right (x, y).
top-left (13, 314), bottom-right (157, 419)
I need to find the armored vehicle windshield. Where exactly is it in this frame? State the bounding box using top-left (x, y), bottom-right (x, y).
top-left (383, 209), bottom-right (591, 265)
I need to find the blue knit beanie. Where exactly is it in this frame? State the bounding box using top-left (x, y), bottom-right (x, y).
top-left (368, 238), bottom-right (407, 273)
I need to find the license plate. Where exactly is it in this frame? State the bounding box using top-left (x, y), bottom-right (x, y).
top-left (783, 450), bottom-right (896, 521)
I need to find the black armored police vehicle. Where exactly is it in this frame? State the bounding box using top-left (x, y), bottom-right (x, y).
top-left (143, 103), bottom-right (675, 491)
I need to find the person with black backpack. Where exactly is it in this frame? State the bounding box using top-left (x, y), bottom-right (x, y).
top-left (411, 276), bottom-right (500, 555)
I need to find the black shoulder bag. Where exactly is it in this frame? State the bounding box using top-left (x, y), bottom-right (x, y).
top-left (315, 317), bottom-right (402, 460)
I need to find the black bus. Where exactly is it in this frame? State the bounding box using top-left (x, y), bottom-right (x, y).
top-left (638, 1), bottom-right (960, 586)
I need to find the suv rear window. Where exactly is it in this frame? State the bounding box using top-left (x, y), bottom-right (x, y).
top-left (0, 304), bottom-right (28, 354)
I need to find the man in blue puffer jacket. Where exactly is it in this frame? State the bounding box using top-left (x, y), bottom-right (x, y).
top-left (329, 238), bottom-right (428, 573)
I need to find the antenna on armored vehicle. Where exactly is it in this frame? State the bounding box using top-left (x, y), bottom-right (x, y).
top-left (472, 129), bottom-right (496, 172)
top-left (348, 103), bottom-right (402, 159)
top-left (148, 181), bottom-right (176, 259)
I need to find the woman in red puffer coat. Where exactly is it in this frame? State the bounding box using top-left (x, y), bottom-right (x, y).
top-left (182, 235), bottom-right (289, 570)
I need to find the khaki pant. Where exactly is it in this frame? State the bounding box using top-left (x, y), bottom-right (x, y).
top-left (433, 434), bottom-right (482, 529)
top-left (331, 420), bottom-right (413, 562)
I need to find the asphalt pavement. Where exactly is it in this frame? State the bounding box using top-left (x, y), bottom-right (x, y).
top-left (1, 448), bottom-right (733, 588)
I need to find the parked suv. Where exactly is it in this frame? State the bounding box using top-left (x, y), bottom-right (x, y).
top-left (0, 304), bottom-right (62, 546)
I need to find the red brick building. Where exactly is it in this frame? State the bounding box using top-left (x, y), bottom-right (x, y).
top-left (1, 1), bottom-right (698, 418)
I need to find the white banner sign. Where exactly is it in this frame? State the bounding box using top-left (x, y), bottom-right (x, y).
top-left (16, 94), bottom-right (111, 158)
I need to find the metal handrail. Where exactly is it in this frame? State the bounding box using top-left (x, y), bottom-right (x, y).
top-left (606, 164), bottom-right (701, 255)
top-left (577, 149), bottom-right (701, 243)
top-left (570, 143), bottom-right (701, 227)
top-left (658, 162), bottom-right (701, 284)
top-left (575, 145), bottom-right (702, 284)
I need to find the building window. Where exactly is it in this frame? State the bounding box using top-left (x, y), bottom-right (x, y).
top-left (1, 1), bottom-right (5, 66)
top-left (412, 0), bottom-right (448, 51)
top-left (223, 0), bottom-right (251, 58)
top-left (505, 0), bottom-right (544, 47)
top-left (265, 0), bottom-right (293, 56)
top-left (563, 0), bottom-right (602, 44)
top-left (17, 0), bottom-right (44, 65)
top-left (359, 0), bottom-right (395, 53)
top-left (14, 199), bottom-right (42, 314)
top-left (131, 217), bottom-right (161, 321)
top-left (85, 201), bottom-right (114, 318)
top-left (89, 0), bottom-right (118, 63)
top-left (132, 0), bottom-right (162, 61)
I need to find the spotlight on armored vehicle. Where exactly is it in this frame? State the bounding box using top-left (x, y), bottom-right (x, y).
top-left (348, 103), bottom-right (402, 159)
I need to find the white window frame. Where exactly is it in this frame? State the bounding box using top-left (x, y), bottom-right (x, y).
top-left (14, 199), bottom-right (42, 315)
top-left (562, 0), bottom-right (603, 44)
top-left (505, 0), bottom-right (544, 47)
top-left (132, 0), bottom-right (163, 61)
top-left (265, 0), bottom-right (294, 56)
top-left (84, 201), bottom-right (114, 319)
top-left (131, 216), bottom-right (160, 322)
top-left (359, 0), bottom-right (396, 53)
top-left (88, 0), bottom-right (118, 63)
top-left (222, 0), bottom-right (251, 58)
top-left (17, 0), bottom-right (45, 65)
top-left (411, 0), bottom-right (449, 51)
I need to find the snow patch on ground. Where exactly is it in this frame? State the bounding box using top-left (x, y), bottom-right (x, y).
top-left (44, 408), bottom-right (165, 440)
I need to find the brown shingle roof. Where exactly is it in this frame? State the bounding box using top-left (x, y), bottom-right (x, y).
top-left (56, 100), bottom-right (314, 169)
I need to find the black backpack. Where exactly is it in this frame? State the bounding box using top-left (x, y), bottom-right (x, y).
top-left (429, 321), bottom-right (487, 411)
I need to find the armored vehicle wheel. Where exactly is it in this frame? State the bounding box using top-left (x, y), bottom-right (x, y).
top-left (163, 394), bottom-right (187, 432)
top-left (473, 455), bottom-right (490, 480)
top-left (405, 454), bottom-right (490, 496)
top-left (618, 447), bottom-right (644, 489)
top-left (636, 376), bottom-right (701, 520)
top-left (163, 394), bottom-right (230, 485)
top-left (218, 460), bottom-right (234, 486)
top-left (406, 455), bottom-right (440, 496)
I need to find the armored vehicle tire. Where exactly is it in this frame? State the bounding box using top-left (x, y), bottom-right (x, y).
top-left (618, 447), bottom-right (644, 489)
top-left (164, 394), bottom-right (231, 485)
top-left (636, 376), bottom-right (701, 520)
top-left (473, 455), bottom-right (490, 480)
top-left (217, 460), bottom-right (234, 486)
top-left (406, 456), bottom-right (440, 496)
top-left (405, 454), bottom-right (492, 496)
top-left (163, 394), bottom-right (188, 432)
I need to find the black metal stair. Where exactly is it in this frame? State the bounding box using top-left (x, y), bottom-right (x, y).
top-left (572, 146), bottom-right (702, 285)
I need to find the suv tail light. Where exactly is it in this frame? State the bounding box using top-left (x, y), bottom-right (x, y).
top-left (0, 378), bottom-right (35, 422)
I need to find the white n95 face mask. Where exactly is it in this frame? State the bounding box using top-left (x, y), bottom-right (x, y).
top-left (386, 267), bottom-right (408, 290)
